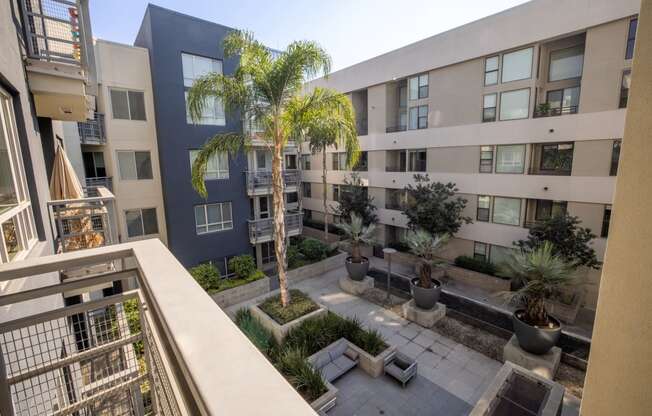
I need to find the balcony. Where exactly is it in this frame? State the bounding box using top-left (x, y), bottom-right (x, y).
top-left (528, 143), bottom-right (574, 176)
top-left (0, 240), bottom-right (313, 416)
top-left (245, 169), bottom-right (300, 196)
top-left (84, 176), bottom-right (113, 192)
top-left (78, 112), bottom-right (106, 145)
top-left (386, 125), bottom-right (407, 133)
top-left (533, 105), bottom-right (578, 118)
top-left (20, 0), bottom-right (96, 121)
top-left (248, 211), bottom-right (303, 244)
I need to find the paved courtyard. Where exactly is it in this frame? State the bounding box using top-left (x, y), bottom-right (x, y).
top-left (227, 265), bottom-right (580, 415)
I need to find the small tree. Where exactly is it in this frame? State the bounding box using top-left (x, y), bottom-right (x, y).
top-left (406, 229), bottom-right (449, 289)
top-left (335, 173), bottom-right (377, 226)
top-left (336, 214), bottom-right (376, 263)
top-left (515, 214), bottom-right (600, 269)
top-left (404, 174), bottom-right (471, 235)
top-left (499, 242), bottom-right (575, 326)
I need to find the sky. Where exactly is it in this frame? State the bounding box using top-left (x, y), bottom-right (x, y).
top-left (90, 0), bottom-right (530, 72)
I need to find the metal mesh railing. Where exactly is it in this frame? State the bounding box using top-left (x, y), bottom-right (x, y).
top-left (20, 0), bottom-right (85, 65)
top-left (248, 211), bottom-right (303, 243)
top-left (78, 113), bottom-right (106, 145)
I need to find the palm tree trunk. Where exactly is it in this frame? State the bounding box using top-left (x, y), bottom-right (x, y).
top-left (526, 296), bottom-right (548, 326)
top-left (272, 131), bottom-right (290, 307)
top-left (419, 261), bottom-right (433, 289)
top-left (322, 148), bottom-right (328, 242)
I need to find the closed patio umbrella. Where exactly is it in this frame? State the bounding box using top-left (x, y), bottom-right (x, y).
top-left (49, 143), bottom-right (84, 200)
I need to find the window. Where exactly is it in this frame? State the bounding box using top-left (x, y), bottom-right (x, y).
top-left (195, 202), bottom-right (233, 234)
top-left (485, 56), bottom-right (499, 85)
top-left (480, 146), bottom-right (494, 173)
top-left (489, 245), bottom-right (514, 266)
top-left (261, 241), bottom-right (276, 265)
top-left (117, 151), bottom-right (153, 180)
top-left (477, 196), bottom-right (491, 221)
top-left (474, 242), bottom-right (489, 261)
top-left (110, 89), bottom-right (146, 121)
top-left (408, 105), bottom-right (428, 130)
top-left (255, 150), bottom-right (271, 170)
top-left (302, 182), bottom-right (311, 198)
top-left (501, 47), bottom-right (533, 83)
top-left (125, 208), bottom-right (158, 238)
top-left (386, 189), bottom-right (407, 210)
top-left (189, 150), bottom-right (228, 180)
top-left (619, 70), bottom-right (631, 108)
top-left (546, 87), bottom-right (580, 114)
top-left (406, 149), bottom-right (427, 172)
top-left (540, 143), bottom-right (573, 173)
top-left (535, 200), bottom-right (567, 221)
top-left (483, 94), bottom-right (497, 122)
top-left (492, 197), bottom-right (521, 226)
top-left (626, 18), bottom-right (638, 60)
top-left (285, 154), bottom-right (297, 170)
top-left (353, 151), bottom-right (368, 171)
top-left (332, 185), bottom-right (341, 202)
top-left (610, 140), bottom-right (621, 176)
top-left (499, 89), bottom-right (530, 121)
top-left (549, 46), bottom-right (584, 81)
top-left (0, 87), bottom-right (36, 263)
top-left (259, 197), bottom-right (270, 219)
top-left (287, 192), bottom-right (298, 204)
top-left (601, 205), bottom-right (612, 238)
top-left (409, 74), bottom-right (428, 100)
top-left (82, 152), bottom-right (106, 178)
top-left (182, 53), bottom-right (225, 125)
top-left (495, 145), bottom-right (525, 173)
top-left (300, 154), bottom-right (311, 170)
top-left (332, 152), bottom-right (347, 170)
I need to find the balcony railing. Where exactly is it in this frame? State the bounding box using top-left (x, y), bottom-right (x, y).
top-left (245, 169), bottom-right (300, 195)
top-left (357, 117), bottom-right (368, 136)
top-left (386, 125), bottom-right (407, 133)
top-left (248, 211), bottom-right (303, 244)
top-left (533, 105), bottom-right (578, 118)
top-left (527, 166), bottom-right (572, 176)
top-left (85, 176), bottom-right (113, 192)
top-left (0, 240), bottom-right (314, 416)
top-left (20, 0), bottom-right (89, 66)
top-left (78, 112), bottom-right (106, 145)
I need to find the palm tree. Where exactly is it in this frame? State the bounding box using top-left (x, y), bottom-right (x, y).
top-left (336, 213), bottom-right (376, 263)
top-left (499, 242), bottom-right (575, 326)
top-left (187, 31), bottom-right (358, 307)
top-left (305, 116), bottom-right (359, 242)
top-left (405, 229), bottom-right (449, 289)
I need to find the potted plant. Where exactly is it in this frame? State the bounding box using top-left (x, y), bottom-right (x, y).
top-left (499, 242), bottom-right (575, 355)
top-left (336, 213), bottom-right (375, 281)
top-left (405, 229), bottom-right (449, 309)
top-left (536, 102), bottom-right (551, 117)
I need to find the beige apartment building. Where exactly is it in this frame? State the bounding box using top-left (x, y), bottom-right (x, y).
top-left (304, 0), bottom-right (640, 310)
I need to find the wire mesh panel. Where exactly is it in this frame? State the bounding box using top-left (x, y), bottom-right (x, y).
top-left (0, 296), bottom-right (148, 416)
top-left (21, 0), bottom-right (84, 64)
top-left (78, 113), bottom-right (106, 145)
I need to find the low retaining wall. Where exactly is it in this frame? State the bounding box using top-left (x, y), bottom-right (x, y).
top-left (349, 343), bottom-right (396, 378)
top-left (250, 303), bottom-right (327, 343)
top-left (310, 380), bottom-right (338, 413)
top-left (210, 277), bottom-right (271, 309)
top-left (287, 251), bottom-right (348, 284)
top-left (443, 265), bottom-right (510, 293)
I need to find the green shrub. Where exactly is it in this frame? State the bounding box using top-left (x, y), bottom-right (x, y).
top-left (299, 238), bottom-right (328, 261)
top-left (228, 255), bottom-right (257, 279)
top-left (287, 245), bottom-right (307, 270)
top-left (258, 289), bottom-right (320, 325)
top-left (123, 299), bottom-right (143, 357)
top-left (275, 347), bottom-right (326, 402)
top-left (454, 255), bottom-right (498, 276)
top-left (234, 308), bottom-right (277, 354)
top-left (350, 328), bottom-right (386, 356)
top-left (188, 263), bottom-right (221, 292)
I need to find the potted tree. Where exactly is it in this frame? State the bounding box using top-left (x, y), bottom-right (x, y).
top-left (336, 213), bottom-right (375, 281)
top-left (406, 229), bottom-right (449, 310)
top-left (499, 242), bottom-right (575, 355)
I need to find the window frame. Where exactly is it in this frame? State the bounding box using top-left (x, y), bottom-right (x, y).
top-left (479, 146), bottom-right (494, 173)
top-left (492, 196), bottom-right (522, 226)
top-left (495, 144), bottom-right (525, 174)
top-left (484, 56), bottom-right (499, 86)
top-left (125, 207), bottom-right (159, 239)
top-left (181, 52), bottom-right (225, 126)
top-left (332, 152), bottom-right (347, 171)
top-left (477, 196), bottom-right (491, 222)
top-left (408, 105), bottom-right (428, 130)
top-left (539, 142), bottom-right (574, 173)
top-left (482, 94), bottom-right (497, 122)
top-left (548, 45), bottom-right (585, 82)
top-left (626, 18), bottom-right (638, 60)
top-left (499, 88), bottom-right (531, 121)
top-left (332, 184), bottom-right (341, 202)
top-left (408, 74), bottom-right (429, 100)
top-left (302, 182), bottom-right (312, 198)
top-left (109, 88), bottom-right (146, 121)
top-left (301, 154), bottom-right (311, 170)
top-left (473, 242), bottom-right (489, 261)
top-left (194, 202), bottom-right (234, 235)
top-left (407, 149), bottom-right (427, 172)
top-left (501, 47), bottom-right (534, 83)
top-left (189, 149), bottom-right (229, 180)
top-left (619, 70), bottom-right (631, 109)
top-left (610, 140), bottom-right (621, 176)
top-left (601, 205), bottom-right (612, 238)
top-left (117, 150), bottom-right (153, 181)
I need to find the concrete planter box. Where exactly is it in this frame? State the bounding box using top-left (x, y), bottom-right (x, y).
top-left (249, 303), bottom-right (327, 344)
top-left (544, 291), bottom-right (584, 324)
top-left (348, 343), bottom-right (396, 378)
top-left (287, 251), bottom-right (348, 284)
top-left (444, 265), bottom-right (510, 293)
top-left (310, 380), bottom-right (338, 413)
top-left (210, 277), bottom-right (270, 309)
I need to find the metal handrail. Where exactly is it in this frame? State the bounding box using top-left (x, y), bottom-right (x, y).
top-left (533, 105), bottom-right (578, 118)
top-left (78, 112), bottom-right (106, 144)
top-left (386, 125), bottom-right (407, 133)
top-left (245, 169), bottom-right (301, 193)
top-left (247, 211), bottom-right (303, 242)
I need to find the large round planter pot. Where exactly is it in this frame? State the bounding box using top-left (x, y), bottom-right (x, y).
top-left (345, 256), bottom-right (369, 281)
top-left (410, 278), bottom-right (442, 310)
top-left (512, 310), bottom-right (562, 355)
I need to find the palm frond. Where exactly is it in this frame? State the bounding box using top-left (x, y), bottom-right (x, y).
top-left (335, 213), bottom-right (376, 244)
top-left (187, 73), bottom-right (251, 124)
top-left (406, 229), bottom-right (450, 263)
top-left (191, 133), bottom-right (249, 198)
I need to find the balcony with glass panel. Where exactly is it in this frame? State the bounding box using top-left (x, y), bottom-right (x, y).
top-left (248, 210), bottom-right (303, 244)
top-left (524, 199), bottom-right (568, 228)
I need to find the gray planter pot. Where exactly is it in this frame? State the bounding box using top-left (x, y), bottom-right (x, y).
top-left (410, 278), bottom-right (441, 310)
top-left (345, 256), bottom-right (370, 281)
top-left (512, 310), bottom-right (562, 355)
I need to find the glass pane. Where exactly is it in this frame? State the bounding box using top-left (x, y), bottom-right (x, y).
top-left (135, 152), bottom-right (153, 179)
top-left (182, 53), bottom-right (194, 87)
top-left (408, 107), bottom-right (418, 130)
top-left (0, 108), bottom-right (17, 214)
top-left (478, 196), bottom-right (491, 209)
top-left (474, 242), bottom-right (487, 256)
top-left (418, 74), bottom-right (428, 87)
top-left (222, 203), bottom-right (232, 221)
top-left (207, 204), bottom-right (221, 224)
top-left (118, 152), bottom-right (137, 180)
top-left (546, 90), bottom-right (563, 109)
top-left (194, 206), bottom-right (206, 226)
top-left (483, 94), bottom-right (496, 108)
top-left (126, 210), bottom-right (144, 237)
top-left (399, 86), bottom-right (407, 107)
top-left (486, 56), bottom-right (499, 72)
top-left (110, 90), bottom-right (130, 119)
top-left (501, 47), bottom-right (533, 83)
top-left (490, 245), bottom-right (514, 266)
top-left (128, 91), bottom-right (146, 121)
top-left (492, 197), bottom-right (521, 225)
top-left (495, 145), bottom-right (525, 173)
top-left (562, 87), bottom-right (580, 108)
top-left (549, 46), bottom-right (584, 81)
top-left (485, 71), bottom-right (498, 86)
top-left (2, 218), bottom-right (21, 260)
top-left (409, 77), bottom-right (418, 100)
top-left (499, 89), bottom-right (530, 121)
top-left (142, 208), bottom-right (158, 235)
